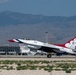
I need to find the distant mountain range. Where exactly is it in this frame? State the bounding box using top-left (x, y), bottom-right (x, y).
top-left (0, 11), bottom-right (76, 25)
top-left (0, 11), bottom-right (76, 45)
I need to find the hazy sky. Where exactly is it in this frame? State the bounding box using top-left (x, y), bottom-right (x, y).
top-left (0, 0), bottom-right (76, 16)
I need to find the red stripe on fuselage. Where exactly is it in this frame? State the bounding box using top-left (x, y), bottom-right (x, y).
top-left (54, 44), bottom-right (67, 48)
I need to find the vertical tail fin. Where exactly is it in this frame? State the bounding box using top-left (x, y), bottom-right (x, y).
top-left (55, 37), bottom-right (76, 49)
top-left (64, 37), bottom-right (76, 49)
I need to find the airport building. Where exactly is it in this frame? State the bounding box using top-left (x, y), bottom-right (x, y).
top-left (0, 46), bottom-right (21, 55)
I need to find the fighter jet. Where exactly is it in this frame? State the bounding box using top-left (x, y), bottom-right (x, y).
top-left (9, 37), bottom-right (76, 58)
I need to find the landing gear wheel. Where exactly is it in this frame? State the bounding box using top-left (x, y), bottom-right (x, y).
top-left (47, 54), bottom-right (52, 58)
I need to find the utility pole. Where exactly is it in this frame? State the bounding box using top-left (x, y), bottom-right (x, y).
top-left (45, 32), bottom-right (48, 43)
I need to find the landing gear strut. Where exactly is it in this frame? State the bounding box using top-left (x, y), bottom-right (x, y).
top-left (47, 54), bottom-right (52, 58)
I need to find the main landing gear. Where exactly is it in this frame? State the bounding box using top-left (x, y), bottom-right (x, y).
top-left (47, 54), bottom-right (52, 58)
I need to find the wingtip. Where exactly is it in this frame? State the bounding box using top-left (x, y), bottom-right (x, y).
top-left (8, 39), bottom-right (15, 42)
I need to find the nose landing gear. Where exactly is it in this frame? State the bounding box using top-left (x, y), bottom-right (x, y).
top-left (47, 54), bottom-right (52, 58)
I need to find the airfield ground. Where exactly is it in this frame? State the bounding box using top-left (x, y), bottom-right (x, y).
top-left (0, 55), bottom-right (76, 75)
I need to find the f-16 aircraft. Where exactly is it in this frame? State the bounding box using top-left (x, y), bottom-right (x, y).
top-left (8, 37), bottom-right (76, 58)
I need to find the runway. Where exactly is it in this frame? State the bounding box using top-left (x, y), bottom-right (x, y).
top-left (0, 55), bottom-right (76, 61)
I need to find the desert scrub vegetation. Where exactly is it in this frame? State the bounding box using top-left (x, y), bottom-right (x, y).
top-left (0, 60), bottom-right (75, 73)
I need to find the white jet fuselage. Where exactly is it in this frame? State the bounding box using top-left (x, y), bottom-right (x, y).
top-left (9, 38), bottom-right (76, 55)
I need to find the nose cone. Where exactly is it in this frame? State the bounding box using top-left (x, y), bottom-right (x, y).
top-left (8, 39), bottom-right (15, 42)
